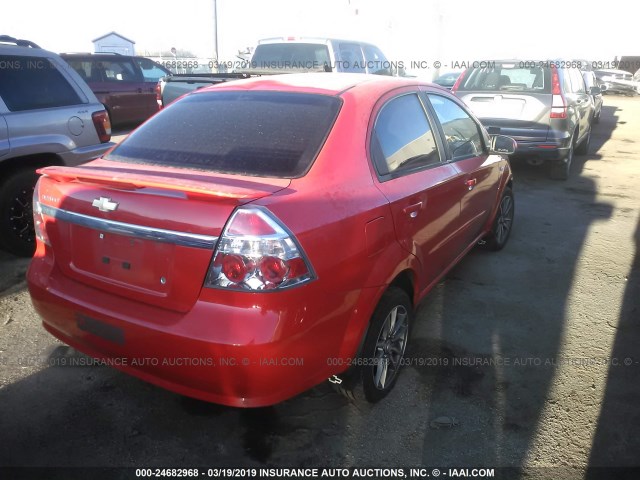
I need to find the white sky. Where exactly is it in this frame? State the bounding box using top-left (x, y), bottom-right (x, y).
top-left (2, 0), bottom-right (637, 74)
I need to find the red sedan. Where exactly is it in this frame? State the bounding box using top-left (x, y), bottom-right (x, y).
top-left (27, 73), bottom-right (516, 407)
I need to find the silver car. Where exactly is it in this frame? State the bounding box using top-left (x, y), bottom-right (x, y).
top-left (453, 60), bottom-right (596, 180)
top-left (0, 35), bottom-right (114, 256)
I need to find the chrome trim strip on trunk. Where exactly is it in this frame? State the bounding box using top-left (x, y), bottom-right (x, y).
top-left (40, 204), bottom-right (218, 250)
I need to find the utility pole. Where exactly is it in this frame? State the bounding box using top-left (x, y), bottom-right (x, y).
top-left (212, 0), bottom-right (219, 63)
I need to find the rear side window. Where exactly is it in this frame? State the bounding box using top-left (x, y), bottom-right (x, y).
top-left (458, 63), bottom-right (551, 93)
top-left (106, 91), bottom-right (342, 178)
top-left (372, 93), bottom-right (440, 176)
top-left (64, 59), bottom-right (142, 83)
top-left (0, 55), bottom-right (83, 111)
top-left (251, 43), bottom-right (331, 70)
top-left (338, 43), bottom-right (366, 73)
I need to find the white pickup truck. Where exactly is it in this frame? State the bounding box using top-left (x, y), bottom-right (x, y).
top-left (158, 37), bottom-right (398, 107)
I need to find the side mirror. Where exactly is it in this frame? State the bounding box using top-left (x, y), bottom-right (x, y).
top-left (490, 135), bottom-right (517, 155)
top-left (590, 86), bottom-right (601, 95)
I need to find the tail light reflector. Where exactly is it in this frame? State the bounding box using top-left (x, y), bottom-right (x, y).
top-left (91, 110), bottom-right (112, 143)
top-left (550, 66), bottom-right (567, 119)
top-left (205, 207), bottom-right (315, 291)
top-left (32, 183), bottom-right (50, 246)
top-left (155, 81), bottom-right (163, 109)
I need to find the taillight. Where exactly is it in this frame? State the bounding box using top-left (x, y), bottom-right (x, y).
top-left (205, 206), bottom-right (315, 291)
top-left (91, 110), bottom-right (112, 143)
top-left (155, 81), bottom-right (163, 109)
top-left (550, 66), bottom-right (567, 119)
top-left (32, 183), bottom-right (50, 246)
top-left (450, 70), bottom-right (468, 93)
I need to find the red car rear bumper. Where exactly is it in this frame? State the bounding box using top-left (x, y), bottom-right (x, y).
top-left (28, 253), bottom-right (382, 407)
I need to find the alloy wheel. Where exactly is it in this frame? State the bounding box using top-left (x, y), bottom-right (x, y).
top-left (373, 305), bottom-right (409, 390)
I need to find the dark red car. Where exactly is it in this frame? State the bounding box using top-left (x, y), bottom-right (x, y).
top-left (60, 54), bottom-right (169, 127)
top-left (27, 74), bottom-right (516, 407)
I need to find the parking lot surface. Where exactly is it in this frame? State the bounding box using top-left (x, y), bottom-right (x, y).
top-left (0, 97), bottom-right (638, 478)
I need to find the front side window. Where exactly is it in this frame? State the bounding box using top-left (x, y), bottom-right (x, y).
top-left (136, 58), bottom-right (169, 82)
top-left (0, 55), bottom-right (83, 111)
top-left (372, 93), bottom-right (440, 176)
top-left (570, 69), bottom-right (586, 93)
top-left (427, 94), bottom-right (484, 160)
top-left (362, 45), bottom-right (390, 75)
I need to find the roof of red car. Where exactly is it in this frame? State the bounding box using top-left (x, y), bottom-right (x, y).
top-left (197, 72), bottom-right (434, 97)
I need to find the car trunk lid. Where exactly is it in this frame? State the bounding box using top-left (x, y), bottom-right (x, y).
top-left (36, 160), bottom-right (290, 312)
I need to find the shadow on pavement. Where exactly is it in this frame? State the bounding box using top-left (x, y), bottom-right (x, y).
top-left (586, 214), bottom-right (640, 478)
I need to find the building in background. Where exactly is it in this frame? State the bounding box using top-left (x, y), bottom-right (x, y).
top-left (93, 32), bottom-right (135, 55)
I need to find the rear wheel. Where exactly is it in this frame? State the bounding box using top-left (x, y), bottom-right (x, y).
top-left (575, 127), bottom-right (591, 155)
top-left (332, 288), bottom-right (412, 403)
top-left (549, 138), bottom-right (574, 180)
top-left (0, 169), bottom-right (39, 257)
top-left (482, 187), bottom-right (514, 251)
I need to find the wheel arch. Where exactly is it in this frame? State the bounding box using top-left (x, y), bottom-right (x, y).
top-left (344, 268), bottom-right (417, 365)
top-left (0, 153), bottom-right (64, 180)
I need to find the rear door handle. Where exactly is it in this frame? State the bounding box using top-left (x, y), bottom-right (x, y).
top-left (403, 201), bottom-right (423, 218)
top-left (465, 178), bottom-right (477, 190)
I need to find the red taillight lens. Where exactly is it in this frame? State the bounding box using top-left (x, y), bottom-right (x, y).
top-left (259, 256), bottom-right (289, 284)
top-left (205, 206), bottom-right (314, 291)
top-left (91, 110), bottom-right (111, 143)
top-left (551, 66), bottom-right (562, 95)
top-left (221, 254), bottom-right (252, 283)
top-left (550, 66), bottom-right (567, 119)
top-left (450, 70), bottom-right (467, 93)
top-left (155, 81), bottom-right (163, 109)
top-left (32, 182), bottom-right (50, 246)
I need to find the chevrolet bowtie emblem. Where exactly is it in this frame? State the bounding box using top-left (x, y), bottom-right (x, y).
top-left (92, 197), bottom-right (119, 212)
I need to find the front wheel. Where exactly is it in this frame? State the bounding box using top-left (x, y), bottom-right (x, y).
top-left (482, 187), bottom-right (514, 251)
top-left (332, 288), bottom-right (412, 403)
top-left (0, 169), bottom-right (39, 257)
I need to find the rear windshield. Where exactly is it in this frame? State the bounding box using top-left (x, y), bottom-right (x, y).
top-left (250, 43), bottom-right (331, 71)
top-left (457, 63), bottom-right (551, 93)
top-left (105, 91), bottom-right (342, 178)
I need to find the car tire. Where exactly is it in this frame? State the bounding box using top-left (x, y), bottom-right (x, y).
top-left (0, 169), bottom-right (39, 257)
top-left (549, 138), bottom-right (574, 180)
top-left (482, 187), bottom-right (514, 251)
top-left (332, 287), bottom-right (412, 403)
top-left (575, 127), bottom-right (591, 155)
top-left (594, 109), bottom-right (601, 124)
